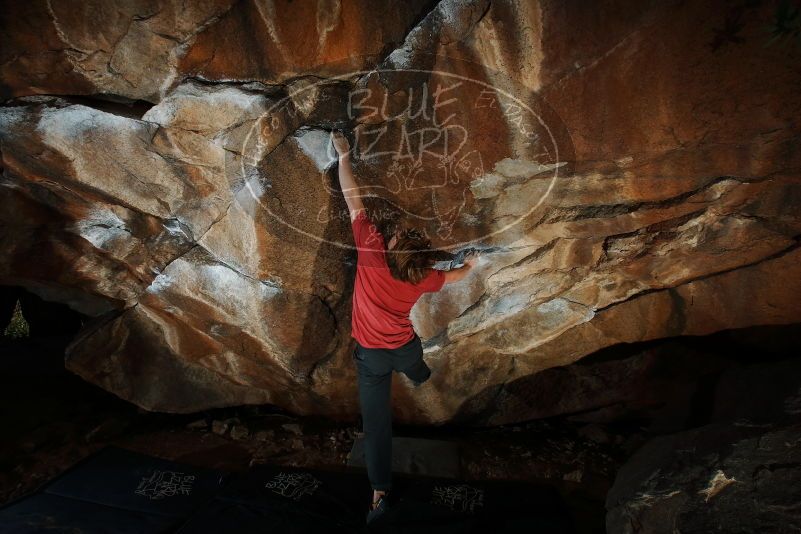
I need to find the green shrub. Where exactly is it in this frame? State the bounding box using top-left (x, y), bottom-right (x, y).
top-left (3, 300), bottom-right (29, 339)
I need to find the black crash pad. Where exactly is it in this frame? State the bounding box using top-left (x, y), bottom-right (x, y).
top-left (175, 464), bottom-right (369, 533)
top-left (175, 463), bottom-right (574, 533)
top-left (363, 476), bottom-right (574, 533)
top-left (0, 445), bottom-right (227, 533)
top-left (0, 445), bottom-right (575, 533)
top-left (0, 492), bottom-right (178, 533)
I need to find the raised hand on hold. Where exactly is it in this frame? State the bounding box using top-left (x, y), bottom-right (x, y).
top-left (332, 130), bottom-right (350, 157)
top-left (464, 251), bottom-right (481, 268)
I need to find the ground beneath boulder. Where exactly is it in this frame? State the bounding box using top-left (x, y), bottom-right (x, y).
top-left (0, 335), bottom-right (633, 533)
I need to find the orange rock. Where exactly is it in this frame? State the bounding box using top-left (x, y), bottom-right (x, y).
top-left (1, 0), bottom-right (799, 423)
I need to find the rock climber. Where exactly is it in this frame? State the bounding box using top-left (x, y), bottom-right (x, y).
top-left (331, 130), bottom-right (479, 524)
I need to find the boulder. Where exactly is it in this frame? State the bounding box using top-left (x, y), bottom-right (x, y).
top-left (606, 422), bottom-right (801, 533)
top-left (0, 0), bottom-right (434, 102)
top-left (1, 0), bottom-right (800, 422)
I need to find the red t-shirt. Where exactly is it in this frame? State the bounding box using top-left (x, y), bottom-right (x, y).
top-left (351, 211), bottom-right (445, 348)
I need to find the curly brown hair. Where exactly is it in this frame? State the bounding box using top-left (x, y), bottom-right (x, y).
top-left (385, 227), bottom-right (437, 285)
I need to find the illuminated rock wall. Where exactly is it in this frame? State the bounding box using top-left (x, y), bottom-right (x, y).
top-left (1, 0), bottom-right (799, 422)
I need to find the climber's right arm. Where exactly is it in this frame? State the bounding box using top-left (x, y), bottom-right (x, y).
top-left (332, 131), bottom-right (365, 221)
top-left (338, 152), bottom-right (365, 221)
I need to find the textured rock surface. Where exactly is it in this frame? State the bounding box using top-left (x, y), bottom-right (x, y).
top-left (1, 0), bottom-right (800, 421)
top-left (0, 0), bottom-right (435, 102)
top-left (606, 422), bottom-right (801, 533)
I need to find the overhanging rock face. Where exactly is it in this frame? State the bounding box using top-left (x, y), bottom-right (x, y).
top-left (1, 0), bottom-right (800, 423)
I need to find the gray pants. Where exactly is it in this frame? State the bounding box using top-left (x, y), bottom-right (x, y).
top-left (352, 333), bottom-right (432, 492)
